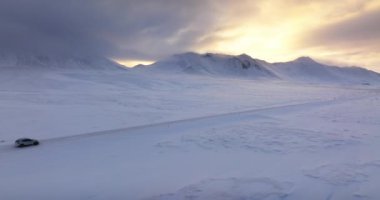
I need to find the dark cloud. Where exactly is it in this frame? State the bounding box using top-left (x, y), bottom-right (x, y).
top-left (299, 7), bottom-right (380, 50)
top-left (0, 0), bottom-right (220, 60)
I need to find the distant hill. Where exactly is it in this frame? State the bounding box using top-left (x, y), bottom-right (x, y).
top-left (270, 56), bottom-right (380, 84)
top-left (0, 54), bottom-right (126, 71)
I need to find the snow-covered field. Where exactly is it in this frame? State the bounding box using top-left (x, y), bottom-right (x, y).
top-left (1, 56), bottom-right (380, 199)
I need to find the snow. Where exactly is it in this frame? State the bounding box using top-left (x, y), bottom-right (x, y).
top-left (1, 54), bottom-right (380, 199)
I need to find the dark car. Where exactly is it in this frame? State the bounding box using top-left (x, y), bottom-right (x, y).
top-left (15, 138), bottom-right (39, 147)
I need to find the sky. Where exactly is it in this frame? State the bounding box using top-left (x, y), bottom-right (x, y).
top-left (1, 0), bottom-right (380, 71)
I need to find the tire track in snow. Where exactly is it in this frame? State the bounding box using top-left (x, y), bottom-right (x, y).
top-left (40, 93), bottom-right (375, 142)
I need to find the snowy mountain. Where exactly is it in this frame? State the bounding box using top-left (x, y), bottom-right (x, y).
top-left (1, 52), bottom-right (379, 85)
top-left (135, 52), bottom-right (277, 79)
top-left (136, 52), bottom-right (380, 85)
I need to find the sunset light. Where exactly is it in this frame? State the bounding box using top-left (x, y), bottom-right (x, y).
top-left (191, 0), bottom-right (380, 71)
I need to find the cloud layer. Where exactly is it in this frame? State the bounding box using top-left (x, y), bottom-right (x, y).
top-left (0, 0), bottom-right (220, 59)
top-left (1, 0), bottom-right (380, 70)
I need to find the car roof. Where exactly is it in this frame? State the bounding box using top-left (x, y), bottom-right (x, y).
top-left (17, 138), bottom-right (33, 141)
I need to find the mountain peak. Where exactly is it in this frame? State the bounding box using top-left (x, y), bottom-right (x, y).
top-left (237, 53), bottom-right (254, 60)
top-left (294, 56), bottom-right (317, 63)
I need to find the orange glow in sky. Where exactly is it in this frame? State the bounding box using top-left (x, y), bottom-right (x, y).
top-left (117, 0), bottom-right (380, 71)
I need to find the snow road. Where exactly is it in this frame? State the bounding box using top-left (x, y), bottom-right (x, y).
top-left (32, 92), bottom-right (379, 142)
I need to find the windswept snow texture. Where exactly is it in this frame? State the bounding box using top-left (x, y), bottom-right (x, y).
top-left (146, 177), bottom-right (294, 200)
top-left (1, 54), bottom-right (380, 200)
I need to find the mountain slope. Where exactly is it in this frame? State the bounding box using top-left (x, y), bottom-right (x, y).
top-left (271, 57), bottom-right (380, 84)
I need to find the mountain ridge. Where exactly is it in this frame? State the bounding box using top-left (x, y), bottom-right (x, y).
top-left (0, 52), bottom-right (379, 85)
top-left (135, 52), bottom-right (380, 85)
